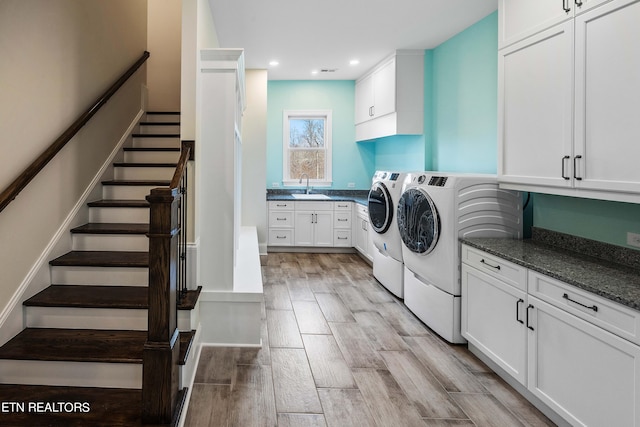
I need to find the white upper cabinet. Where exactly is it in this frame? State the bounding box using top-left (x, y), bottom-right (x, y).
top-left (573, 0), bottom-right (640, 194)
top-left (355, 50), bottom-right (424, 142)
top-left (499, 0), bottom-right (612, 48)
top-left (498, 0), bottom-right (640, 202)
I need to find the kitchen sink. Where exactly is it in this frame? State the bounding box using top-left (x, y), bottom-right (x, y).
top-left (291, 194), bottom-right (331, 200)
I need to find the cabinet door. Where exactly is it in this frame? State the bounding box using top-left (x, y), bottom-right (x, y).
top-left (355, 73), bottom-right (374, 124)
top-left (461, 264), bottom-right (528, 385)
top-left (499, 0), bottom-right (573, 48)
top-left (498, 21), bottom-right (574, 188)
top-left (372, 57), bottom-right (396, 118)
top-left (294, 211), bottom-right (315, 246)
top-left (528, 296), bottom-right (640, 426)
top-left (573, 0), bottom-right (640, 193)
top-left (313, 211), bottom-right (334, 247)
top-left (354, 216), bottom-right (368, 254)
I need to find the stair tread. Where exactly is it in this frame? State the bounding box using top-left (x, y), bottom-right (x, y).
top-left (113, 162), bottom-right (178, 167)
top-left (25, 285), bottom-right (148, 309)
top-left (0, 328), bottom-right (145, 363)
top-left (87, 199), bottom-right (150, 208)
top-left (25, 285), bottom-right (201, 311)
top-left (179, 330), bottom-right (195, 366)
top-left (132, 134), bottom-right (179, 138)
top-left (101, 179), bottom-right (170, 186)
top-left (0, 384), bottom-right (147, 426)
top-left (70, 223), bottom-right (149, 235)
top-left (146, 111), bottom-right (180, 115)
top-left (50, 251), bottom-right (148, 267)
top-left (140, 121), bottom-right (180, 126)
top-left (123, 147), bottom-right (180, 152)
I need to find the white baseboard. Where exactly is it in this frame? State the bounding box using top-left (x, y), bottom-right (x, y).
top-left (0, 110), bottom-right (144, 346)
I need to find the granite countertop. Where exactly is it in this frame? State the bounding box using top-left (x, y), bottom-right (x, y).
top-left (462, 229), bottom-right (640, 311)
top-left (267, 190), bottom-right (369, 206)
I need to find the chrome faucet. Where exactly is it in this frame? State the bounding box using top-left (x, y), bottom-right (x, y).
top-left (299, 173), bottom-right (310, 194)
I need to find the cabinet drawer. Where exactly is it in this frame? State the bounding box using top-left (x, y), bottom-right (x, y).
top-left (356, 203), bottom-right (368, 217)
top-left (334, 201), bottom-right (352, 211)
top-left (529, 270), bottom-right (640, 346)
top-left (461, 245), bottom-right (527, 291)
top-left (334, 229), bottom-right (351, 247)
top-left (269, 200), bottom-right (294, 210)
top-left (269, 229), bottom-right (293, 246)
top-left (269, 211), bottom-right (294, 228)
top-left (334, 212), bottom-right (351, 228)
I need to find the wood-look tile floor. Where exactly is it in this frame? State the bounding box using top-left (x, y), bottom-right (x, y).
top-left (185, 253), bottom-right (556, 427)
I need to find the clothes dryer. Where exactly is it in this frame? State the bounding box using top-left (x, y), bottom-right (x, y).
top-left (368, 171), bottom-right (408, 298)
top-left (397, 173), bottom-right (522, 343)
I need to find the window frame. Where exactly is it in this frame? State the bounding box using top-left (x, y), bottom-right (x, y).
top-left (282, 109), bottom-right (333, 187)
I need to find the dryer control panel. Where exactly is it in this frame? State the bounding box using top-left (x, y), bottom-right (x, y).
top-left (428, 176), bottom-right (448, 187)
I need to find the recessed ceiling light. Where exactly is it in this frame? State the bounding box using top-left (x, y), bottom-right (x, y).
top-left (349, 59), bottom-right (360, 66)
top-left (311, 70), bottom-right (319, 75)
top-left (269, 60), bottom-right (279, 66)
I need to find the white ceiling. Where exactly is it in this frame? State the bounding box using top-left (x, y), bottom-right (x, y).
top-left (209, 0), bottom-right (498, 80)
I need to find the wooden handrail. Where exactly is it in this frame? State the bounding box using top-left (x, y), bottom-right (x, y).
top-left (170, 146), bottom-right (191, 189)
top-left (0, 51), bottom-right (150, 214)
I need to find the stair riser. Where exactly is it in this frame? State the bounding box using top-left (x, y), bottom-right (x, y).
top-left (124, 151), bottom-right (180, 163)
top-left (132, 137), bottom-right (180, 149)
top-left (51, 266), bottom-right (148, 286)
top-left (114, 166), bottom-right (175, 181)
top-left (102, 185), bottom-right (159, 200)
top-left (139, 124), bottom-right (180, 134)
top-left (72, 234), bottom-right (149, 251)
top-left (25, 307), bottom-right (196, 331)
top-left (0, 360), bottom-right (141, 389)
top-left (89, 207), bottom-right (149, 223)
top-left (144, 114), bottom-right (180, 123)
top-left (26, 307), bottom-right (147, 330)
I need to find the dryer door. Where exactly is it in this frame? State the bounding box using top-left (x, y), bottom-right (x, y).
top-left (368, 182), bottom-right (394, 234)
top-left (397, 187), bottom-right (440, 254)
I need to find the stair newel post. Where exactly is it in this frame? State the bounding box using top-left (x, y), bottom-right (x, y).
top-left (142, 186), bottom-right (181, 424)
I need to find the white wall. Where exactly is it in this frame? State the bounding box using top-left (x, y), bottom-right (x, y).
top-left (147, 0), bottom-right (182, 111)
top-left (0, 0), bottom-right (148, 323)
top-left (242, 70), bottom-right (268, 254)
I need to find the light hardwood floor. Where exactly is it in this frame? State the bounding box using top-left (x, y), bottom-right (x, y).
top-left (185, 253), bottom-right (555, 427)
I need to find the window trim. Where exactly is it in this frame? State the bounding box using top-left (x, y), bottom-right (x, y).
top-left (282, 110), bottom-right (333, 187)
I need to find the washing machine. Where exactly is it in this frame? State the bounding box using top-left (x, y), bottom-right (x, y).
top-left (397, 173), bottom-right (522, 343)
top-left (367, 171), bottom-right (409, 298)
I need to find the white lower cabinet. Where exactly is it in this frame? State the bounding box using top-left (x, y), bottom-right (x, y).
top-left (294, 208), bottom-right (333, 247)
top-left (461, 244), bottom-right (640, 427)
top-left (353, 204), bottom-right (373, 261)
top-left (461, 263), bottom-right (528, 385)
top-left (528, 296), bottom-right (640, 427)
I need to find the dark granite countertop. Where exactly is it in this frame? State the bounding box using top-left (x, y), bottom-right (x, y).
top-left (267, 190), bottom-right (369, 206)
top-left (461, 229), bottom-right (640, 311)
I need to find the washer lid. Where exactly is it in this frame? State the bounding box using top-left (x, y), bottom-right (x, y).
top-left (397, 187), bottom-right (440, 254)
top-left (368, 182), bottom-right (394, 234)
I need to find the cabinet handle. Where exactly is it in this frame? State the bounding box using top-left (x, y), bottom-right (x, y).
top-left (480, 259), bottom-right (501, 270)
top-left (563, 0), bottom-right (571, 13)
top-left (563, 293), bottom-right (598, 312)
top-left (573, 155), bottom-right (583, 180)
top-left (276, 204), bottom-right (287, 207)
top-left (561, 155), bottom-right (570, 180)
top-left (526, 304), bottom-right (535, 331)
top-left (338, 218), bottom-right (348, 222)
top-left (575, 0), bottom-right (583, 7)
top-left (276, 217), bottom-right (287, 221)
top-left (276, 235), bottom-right (287, 239)
top-left (312, 213), bottom-right (317, 224)
top-left (338, 237), bottom-right (348, 240)
top-left (516, 299), bottom-right (524, 324)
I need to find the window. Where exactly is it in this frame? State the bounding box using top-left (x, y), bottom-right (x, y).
top-left (283, 110), bottom-right (332, 186)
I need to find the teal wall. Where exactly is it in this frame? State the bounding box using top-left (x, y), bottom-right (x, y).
top-left (429, 11), bottom-right (498, 173)
top-left (266, 80), bottom-right (374, 189)
top-left (533, 194), bottom-right (640, 249)
top-left (368, 135), bottom-right (425, 172)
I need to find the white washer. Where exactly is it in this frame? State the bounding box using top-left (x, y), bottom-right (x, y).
top-left (397, 173), bottom-right (522, 343)
top-left (368, 171), bottom-right (408, 298)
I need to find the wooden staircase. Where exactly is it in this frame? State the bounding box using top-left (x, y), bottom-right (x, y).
top-left (0, 112), bottom-right (199, 426)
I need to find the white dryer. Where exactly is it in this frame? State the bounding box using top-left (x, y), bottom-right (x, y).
top-left (368, 171), bottom-right (408, 298)
top-left (397, 173), bottom-right (522, 343)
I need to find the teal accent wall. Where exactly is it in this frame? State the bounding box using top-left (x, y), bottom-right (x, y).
top-left (533, 194), bottom-right (640, 249)
top-left (266, 80), bottom-right (374, 189)
top-left (370, 135), bottom-right (425, 172)
top-left (429, 11), bottom-right (498, 173)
